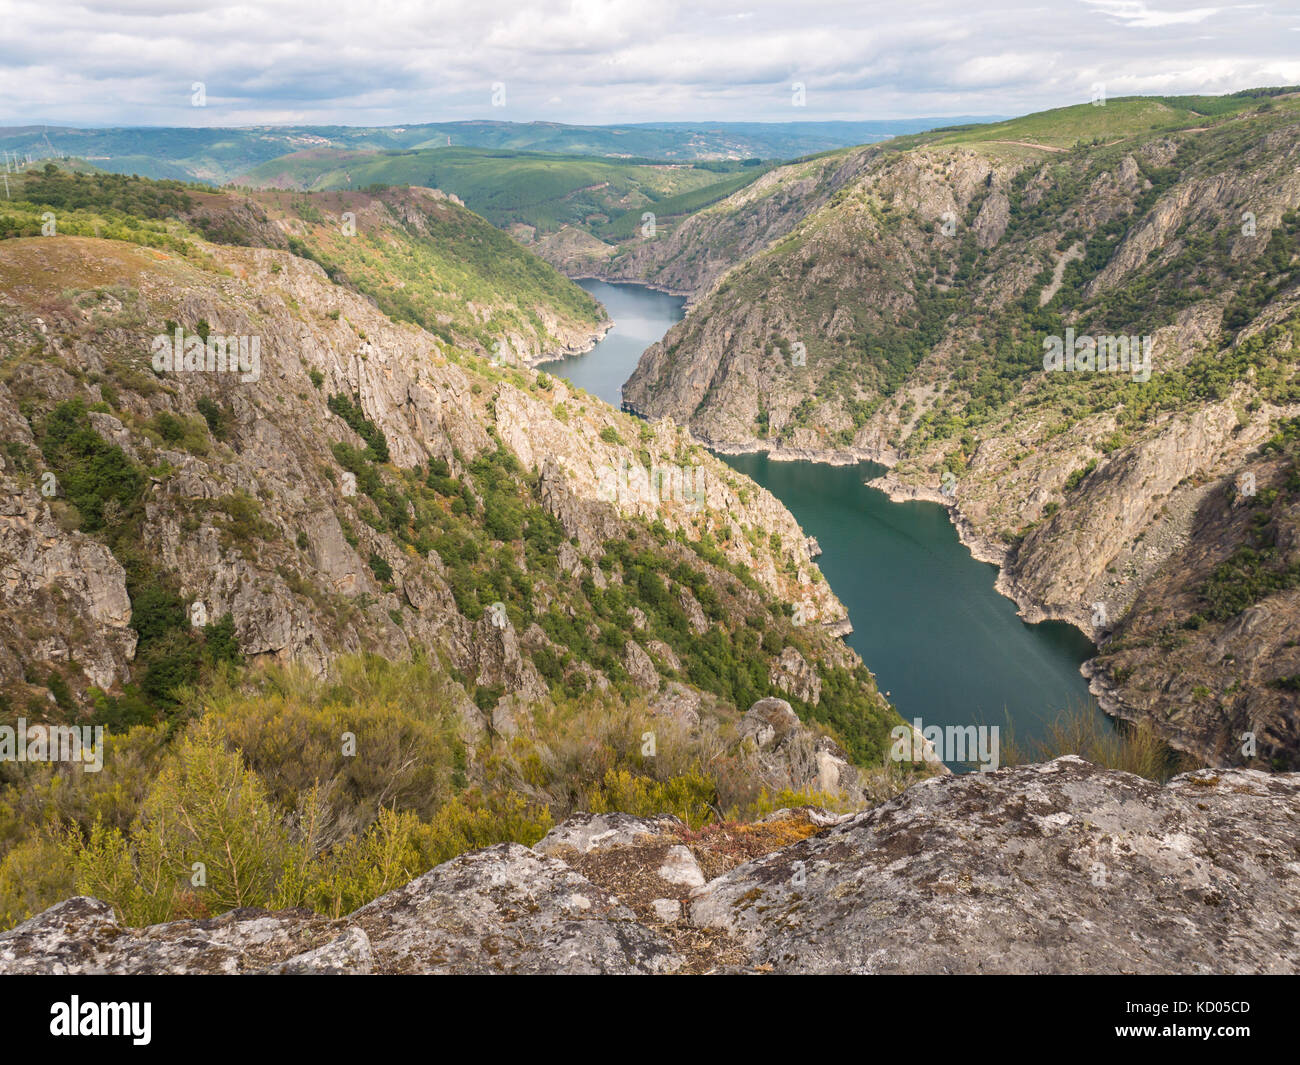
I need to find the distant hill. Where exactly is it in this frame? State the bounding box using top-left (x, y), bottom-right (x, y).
top-left (237, 145), bottom-right (772, 239)
top-left (0, 117), bottom-right (998, 185)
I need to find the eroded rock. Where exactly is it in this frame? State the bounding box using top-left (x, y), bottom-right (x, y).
top-left (690, 757), bottom-right (1300, 974)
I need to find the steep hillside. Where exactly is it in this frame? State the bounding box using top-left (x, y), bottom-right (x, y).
top-left (618, 91), bottom-right (1300, 767)
top-left (534, 147), bottom-right (880, 295)
top-left (239, 146), bottom-right (769, 244)
top-left (1, 166), bottom-right (608, 365)
top-left (0, 173), bottom-right (920, 929)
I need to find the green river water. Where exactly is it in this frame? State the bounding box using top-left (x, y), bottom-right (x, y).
top-left (539, 279), bottom-right (1101, 761)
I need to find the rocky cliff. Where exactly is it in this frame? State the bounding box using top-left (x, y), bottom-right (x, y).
top-left (535, 148), bottom-right (881, 302)
top-left (0, 173), bottom-right (920, 940)
top-left (0, 221), bottom-right (895, 747)
top-left (609, 96), bottom-right (1300, 767)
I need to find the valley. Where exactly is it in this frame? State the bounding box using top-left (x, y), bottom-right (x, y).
top-left (0, 83), bottom-right (1297, 977)
top-left (596, 91), bottom-right (1300, 769)
top-left (541, 280), bottom-right (1100, 762)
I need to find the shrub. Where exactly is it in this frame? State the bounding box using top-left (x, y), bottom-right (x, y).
top-left (65, 721), bottom-right (292, 925)
top-left (327, 393), bottom-right (389, 463)
top-left (368, 552), bottom-right (393, 583)
top-left (39, 399), bottom-right (144, 533)
top-left (585, 767), bottom-right (717, 829)
top-left (195, 396), bottom-right (228, 440)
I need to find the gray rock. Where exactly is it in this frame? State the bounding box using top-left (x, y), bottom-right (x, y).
top-left (651, 681), bottom-right (701, 727)
top-left (533, 812), bottom-right (683, 856)
top-left (623, 639), bottom-right (659, 691)
top-left (737, 697), bottom-right (871, 805)
top-left (691, 757), bottom-right (1300, 974)
top-left (646, 639), bottom-right (682, 674)
top-left (739, 697), bottom-right (801, 749)
top-left (0, 844), bottom-right (682, 975)
top-left (651, 898), bottom-right (682, 923)
top-left (656, 845), bottom-right (706, 888)
top-left (768, 645), bottom-right (822, 705)
top-left (0, 897), bottom-right (329, 975)
top-left (270, 927), bottom-right (372, 974)
top-left (349, 843), bottom-right (681, 974)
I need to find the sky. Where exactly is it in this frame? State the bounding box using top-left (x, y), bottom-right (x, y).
top-left (2, 0), bottom-right (1299, 128)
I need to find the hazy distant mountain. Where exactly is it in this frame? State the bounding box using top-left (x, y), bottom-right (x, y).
top-left (0, 117), bottom-right (1001, 185)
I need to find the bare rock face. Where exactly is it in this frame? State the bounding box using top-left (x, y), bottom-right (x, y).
top-left (650, 680), bottom-right (701, 728)
top-left (768, 645), bottom-right (822, 705)
top-left (740, 697), bottom-right (868, 805)
top-left (623, 639), bottom-right (660, 692)
top-left (465, 613), bottom-right (547, 705)
top-left (544, 147), bottom-right (881, 298)
top-left (346, 844), bottom-right (681, 974)
top-left (740, 696), bottom-right (801, 749)
top-left (0, 490), bottom-right (136, 689)
top-left (0, 843), bottom-right (682, 975)
top-left (690, 757), bottom-right (1300, 974)
top-left (271, 927), bottom-right (373, 974)
top-left (0, 897), bottom-right (333, 975)
top-left (534, 812), bottom-right (685, 856)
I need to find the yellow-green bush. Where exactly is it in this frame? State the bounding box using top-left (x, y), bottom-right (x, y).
top-left (0, 723), bottom-right (168, 851)
top-left (277, 794), bottom-right (554, 919)
top-left (0, 653), bottom-right (884, 933)
top-left (0, 834), bottom-right (76, 930)
top-left (586, 768), bottom-right (718, 829)
top-left (201, 676), bottom-right (460, 834)
top-left (65, 721), bottom-right (292, 925)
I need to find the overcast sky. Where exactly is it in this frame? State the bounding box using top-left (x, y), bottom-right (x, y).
top-left (2, 0), bottom-right (1299, 128)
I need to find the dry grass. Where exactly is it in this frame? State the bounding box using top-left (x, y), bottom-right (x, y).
top-left (1001, 704), bottom-right (1201, 782)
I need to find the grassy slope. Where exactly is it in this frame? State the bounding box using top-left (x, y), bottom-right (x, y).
top-left (251, 186), bottom-right (606, 355)
top-left (0, 165), bottom-right (606, 357)
top-left (240, 146), bottom-right (769, 236)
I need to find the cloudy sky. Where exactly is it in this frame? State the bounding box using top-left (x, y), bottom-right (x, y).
top-left (3, 0), bottom-right (1299, 127)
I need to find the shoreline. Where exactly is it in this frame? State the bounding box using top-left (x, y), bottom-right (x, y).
top-left (699, 432), bottom-right (1105, 658)
top-left (524, 317), bottom-right (615, 369)
top-left (567, 273), bottom-right (695, 301)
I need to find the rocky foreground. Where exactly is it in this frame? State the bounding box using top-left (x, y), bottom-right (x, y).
top-left (2, 757), bottom-right (1296, 975)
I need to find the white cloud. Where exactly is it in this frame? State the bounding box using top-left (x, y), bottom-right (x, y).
top-left (1082, 1), bottom-right (1225, 29)
top-left (0, 0), bottom-right (1295, 125)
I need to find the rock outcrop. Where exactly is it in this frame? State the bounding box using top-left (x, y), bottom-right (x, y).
top-left (4, 759), bottom-right (1295, 974)
top-left (739, 697), bottom-right (871, 804)
top-left (691, 757), bottom-right (1300, 973)
top-left (0, 844), bottom-right (682, 975)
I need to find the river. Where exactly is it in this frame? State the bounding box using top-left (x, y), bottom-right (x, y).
top-left (539, 279), bottom-right (1100, 762)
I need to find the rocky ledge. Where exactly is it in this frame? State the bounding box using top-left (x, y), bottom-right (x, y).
top-left (2, 758), bottom-right (1296, 974)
